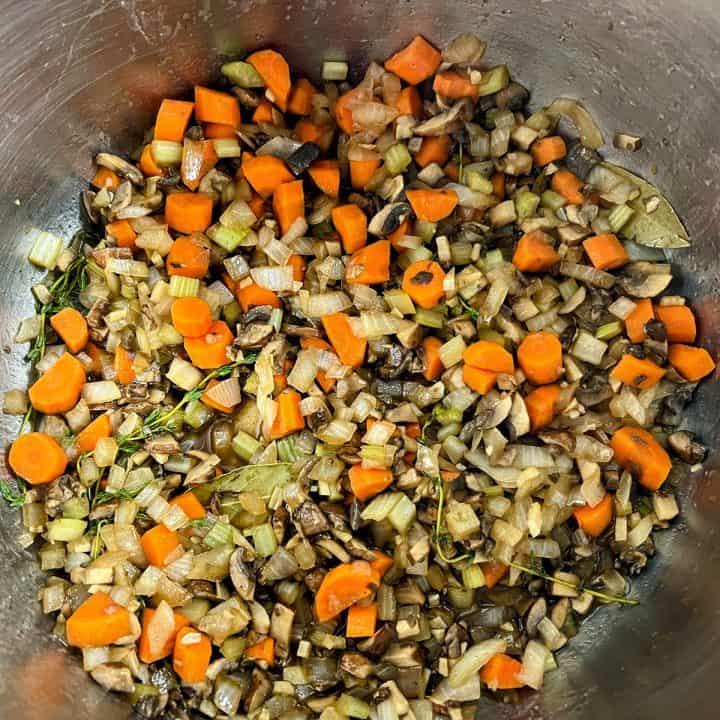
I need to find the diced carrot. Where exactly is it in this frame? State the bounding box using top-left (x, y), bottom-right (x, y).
top-left (203, 122), bottom-right (237, 139)
top-left (166, 234), bottom-right (210, 278)
top-left (350, 157), bottom-right (381, 190)
top-left (50, 307), bottom-right (88, 354)
top-left (525, 384), bottom-right (561, 431)
top-left (346, 603), bottom-right (378, 638)
top-left (295, 118), bottom-right (325, 145)
top-left (386, 218), bottom-right (412, 251)
top-left (106, 219), bottom-right (137, 249)
top-left (245, 637), bottom-right (275, 664)
top-left (332, 204), bottom-right (368, 253)
top-left (91, 167), bottom-right (120, 190)
top-left (395, 86), bottom-right (422, 117)
top-left (480, 561), bottom-right (508, 589)
top-left (288, 254), bottom-right (306, 282)
top-left (349, 465), bottom-right (393, 501)
top-left (247, 49), bottom-right (292, 111)
top-left (463, 340), bottom-right (515, 374)
top-left (512, 230), bottom-right (560, 272)
top-left (141, 524), bottom-right (181, 567)
top-left (335, 88), bottom-right (365, 135)
top-left (322, 312), bottom-right (367, 369)
top-left (169, 491), bottom-right (206, 520)
top-left (75, 414), bottom-right (112, 455)
top-left (368, 551), bottom-right (394, 578)
top-left (624, 299), bottom-right (654, 343)
top-left (184, 320), bottom-right (233, 369)
top-left (139, 144), bottom-right (165, 177)
top-left (236, 282), bottom-right (281, 312)
top-left (444, 162), bottom-right (460, 182)
top-left (114, 345), bottom-right (136, 386)
top-left (194, 86), bottom-right (241, 127)
top-left (171, 297), bottom-right (213, 338)
top-left (655, 305), bottom-right (697, 343)
top-left (288, 78), bottom-right (317, 116)
top-left (181, 139), bottom-right (218, 191)
top-left (531, 136), bottom-right (567, 167)
top-left (300, 337), bottom-right (336, 392)
top-left (138, 607), bottom-right (190, 663)
top-left (480, 653), bottom-right (524, 690)
top-left (248, 192), bottom-right (265, 219)
top-left (173, 627), bottom-right (212, 684)
top-left (309, 159), bottom-right (340, 197)
top-left (441, 469), bottom-right (461, 482)
top-left (414, 134), bottom-right (452, 168)
top-left (165, 193), bottom-right (213, 234)
top-left (154, 99), bottom-right (195, 142)
top-left (201, 378), bottom-right (234, 414)
top-left (269, 389), bottom-right (305, 440)
top-left (345, 240), bottom-right (391, 285)
top-left (252, 99), bottom-right (275, 124)
top-left (574, 493), bottom-right (613, 537)
top-left (273, 179), bottom-right (305, 235)
top-left (517, 331), bottom-right (563, 385)
top-left (668, 343), bottom-right (716, 381)
top-left (583, 233), bottom-right (629, 270)
top-left (8, 432), bottom-right (68, 485)
top-left (422, 336), bottom-right (444, 381)
top-left (610, 426), bottom-right (672, 491)
top-left (242, 154), bottom-right (294, 198)
top-left (406, 188), bottom-right (458, 222)
top-left (66, 592), bottom-right (132, 648)
top-left (491, 172), bottom-right (506, 199)
top-left (462, 365), bottom-right (497, 394)
top-left (314, 560), bottom-right (379, 621)
top-left (28, 352), bottom-right (86, 414)
top-left (384, 35), bottom-right (442, 85)
top-left (84, 342), bottom-right (104, 376)
top-left (432, 70), bottom-right (479, 99)
top-left (610, 354), bottom-right (665, 389)
top-left (402, 260), bottom-right (445, 309)
top-left (551, 168), bottom-right (585, 205)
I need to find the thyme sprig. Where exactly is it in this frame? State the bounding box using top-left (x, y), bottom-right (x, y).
top-left (432, 476), bottom-right (471, 566)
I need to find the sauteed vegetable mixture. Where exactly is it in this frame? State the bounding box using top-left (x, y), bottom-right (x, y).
top-left (2, 33), bottom-right (715, 717)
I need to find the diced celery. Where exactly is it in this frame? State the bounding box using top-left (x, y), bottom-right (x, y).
top-left (387, 494), bottom-right (416, 534)
top-left (150, 140), bottom-right (183, 166)
top-left (47, 518), bottom-right (87, 543)
top-left (434, 406), bottom-right (462, 426)
top-left (204, 520), bottom-right (234, 548)
top-left (438, 335), bottom-right (467, 368)
top-left (169, 275), bottom-right (200, 297)
top-left (184, 399), bottom-right (213, 429)
top-left (384, 143), bottom-right (412, 176)
top-left (277, 435), bottom-right (300, 463)
top-left (483, 248), bottom-right (505, 268)
top-left (462, 564), bottom-right (487, 589)
top-left (475, 65), bottom-right (510, 96)
top-left (208, 224), bottom-right (249, 252)
top-left (415, 220), bottom-right (437, 243)
top-left (28, 230), bottom-right (64, 269)
top-left (384, 289), bottom-right (415, 315)
top-left (558, 278), bottom-right (579, 301)
top-left (253, 523), bottom-right (277, 558)
top-left (223, 300), bottom-right (243, 325)
top-left (221, 61), bottom-right (264, 88)
top-left (515, 190), bottom-right (541, 220)
top-left (231, 430), bottom-right (260, 461)
top-left (62, 496), bottom-right (89, 520)
top-left (212, 138), bottom-right (242, 158)
top-left (158, 323), bottom-right (184, 346)
top-left (220, 636), bottom-right (247, 660)
top-left (608, 204), bottom-right (635, 233)
top-left (166, 357), bottom-right (203, 391)
top-left (465, 170), bottom-right (494, 194)
top-left (322, 61), bottom-right (349, 81)
top-left (541, 190), bottom-right (567, 211)
top-left (336, 694), bottom-right (371, 719)
top-left (476, 327), bottom-right (507, 347)
top-left (595, 320), bottom-right (624, 341)
top-left (414, 308), bottom-right (445, 329)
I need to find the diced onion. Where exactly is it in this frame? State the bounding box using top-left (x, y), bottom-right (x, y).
top-left (251, 266), bottom-right (295, 292)
top-left (608, 296), bottom-right (637, 319)
top-left (448, 638), bottom-right (506, 688)
top-left (205, 377), bottom-right (242, 408)
top-left (307, 292), bottom-right (352, 317)
top-left (518, 639), bottom-right (549, 690)
top-left (287, 350), bottom-right (319, 393)
top-left (316, 418), bottom-right (357, 445)
top-left (82, 381), bottom-right (121, 405)
top-left (547, 98), bottom-right (603, 149)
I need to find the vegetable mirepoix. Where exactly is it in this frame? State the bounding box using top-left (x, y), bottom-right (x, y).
top-left (314, 560), bottom-right (379, 621)
top-left (611, 426), bottom-right (672, 490)
top-left (5, 31), bottom-right (716, 714)
top-left (66, 592), bottom-right (132, 647)
top-left (28, 353), bottom-right (86, 414)
top-left (8, 432), bottom-right (67, 485)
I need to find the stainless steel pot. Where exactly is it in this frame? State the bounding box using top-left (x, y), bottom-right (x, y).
top-left (0, 1), bottom-right (718, 718)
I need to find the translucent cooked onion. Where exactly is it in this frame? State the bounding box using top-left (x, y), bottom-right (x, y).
top-left (362, 419), bottom-right (396, 445)
top-left (146, 600), bottom-right (175, 658)
top-left (442, 33), bottom-right (487, 65)
top-left (287, 349), bottom-right (319, 393)
top-left (205, 377), bottom-right (242, 408)
top-left (316, 418), bottom-right (357, 445)
top-left (250, 266), bottom-right (295, 292)
top-left (256, 135), bottom-right (302, 160)
top-left (306, 291), bottom-right (352, 317)
top-left (547, 97), bottom-right (604, 149)
top-left (518, 639), bottom-right (548, 690)
top-left (347, 143), bottom-right (381, 163)
top-left (445, 182), bottom-right (496, 210)
top-left (351, 102), bottom-right (398, 135)
top-left (281, 216), bottom-right (309, 244)
top-left (263, 238), bottom-right (293, 266)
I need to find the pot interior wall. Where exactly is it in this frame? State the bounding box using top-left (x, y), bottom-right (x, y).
top-left (0, 1), bottom-right (718, 718)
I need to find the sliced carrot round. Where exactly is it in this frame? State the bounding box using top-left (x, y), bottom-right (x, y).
top-left (402, 260), bottom-right (446, 309)
top-left (184, 320), bottom-right (234, 369)
top-left (171, 297), bottom-right (213, 338)
top-left (166, 235), bottom-right (210, 278)
top-left (9, 432), bottom-right (68, 485)
top-left (314, 560), bottom-right (380, 622)
top-left (66, 592), bottom-right (131, 648)
top-left (517, 331), bottom-right (563, 385)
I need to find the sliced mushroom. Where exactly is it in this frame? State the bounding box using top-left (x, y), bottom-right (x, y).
top-left (382, 642), bottom-right (424, 668)
top-left (90, 664), bottom-right (135, 693)
top-left (185, 454), bottom-right (221, 485)
top-left (558, 285), bottom-right (587, 315)
top-left (441, 33), bottom-right (487, 65)
top-left (495, 82), bottom-right (530, 111)
top-left (96, 152), bottom-right (144, 186)
top-left (537, 430), bottom-right (576, 453)
top-left (619, 271), bottom-right (672, 298)
top-left (229, 548), bottom-right (256, 600)
top-left (145, 434), bottom-right (180, 456)
top-left (286, 142), bottom-right (321, 176)
top-left (667, 430), bottom-right (706, 464)
top-left (294, 500), bottom-right (329, 535)
top-left (82, 190), bottom-right (100, 224)
top-left (256, 135), bottom-right (302, 161)
top-left (258, 547), bottom-right (299, 585)
top-left (565, 139), bottom-right (601, 180)
top-left (269, 603), bottom-right (295, 656)
top-left (235, 323), bottom-right (274, 348)
top-left (340, 652), bottom-right (374, 679)
top-left (109, 180), bottom-right (133, 215)
top-left (414, 98), bottom-right (473, 136)
top-left (508, 393), bottom-right (530, 438)
top-left (368, 202), bottom-right (411, 237)
top-left (244, 669), bottom-right (272, 714)
top-left (525, 597), bottom-right (547, 637)
top-left (473, 392), bottom-right (513, 430)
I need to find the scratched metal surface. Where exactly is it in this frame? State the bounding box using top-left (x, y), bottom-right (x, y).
top-left (0, 1), bottom-right (718, 718)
